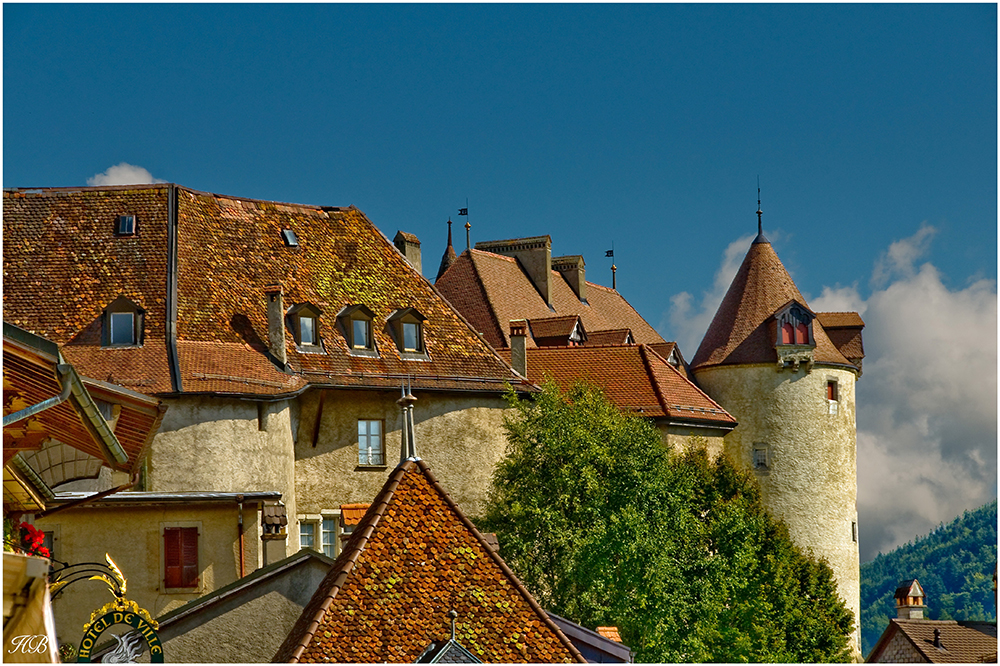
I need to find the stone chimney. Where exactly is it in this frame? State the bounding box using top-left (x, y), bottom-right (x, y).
top-left (393, 231), bottom-right (422, 274)
top-left (895, 579), bottom-right (927, 619)
top-left (552, 255), bottom-right (587, 303)
top-left (509, 320), bottom-right (528, 377)
top-left (264, 284), bottom-right (287, 366)
top-left (476, 237), bottom-right (553, 306)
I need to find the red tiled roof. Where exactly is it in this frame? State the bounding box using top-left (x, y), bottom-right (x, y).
top-left (275, 459), bottom-right (584, 663)
top-left (816, 312), bottom-right (865, 328)
top-left (528, 315), bottom-right (584, 345)
top-left (3, 186), bottom-right (528, 398)
top-left (583, 329), bottom-right (633, 346)
top-left (436, 249), bottom-right (664, 349)
top-left (595, 627), bottom-right (622, 643)
top-left (867, 619), bottom-right (997, 663)
top-left (500, 344), bottom-right (735, 427)
top-left (691, 240), bottom-right (856, 370)
top-left (339, 503), bottom-right (369, 526)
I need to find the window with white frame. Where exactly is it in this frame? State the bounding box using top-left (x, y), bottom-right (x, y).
top-left (299, 522), bottom-right (315, 550)
top-left (358, 419), bottom-right (384, 466)
top-left (321, 518), bottom-right (337, 558)
top-left (102, 296), bottom-right (145, 348)
top-left (752, 444), bottom-right (770, 471)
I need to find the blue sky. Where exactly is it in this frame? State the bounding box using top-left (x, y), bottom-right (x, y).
top-left (3, 3), bottom-right (996, 562)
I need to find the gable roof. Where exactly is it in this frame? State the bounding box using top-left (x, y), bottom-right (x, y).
top-left (436, 249), bottom-right (664, 350)
top-left (583, 328), bottom-right (633, 346)
top-left (691, 239), bottom-right (857, 370)
top-left (867, 619), bottom-right (997, 663)
top-left (528, 315), bottom-right (585, 345)
top-left (500, 344), bottom-right (735, 428)
top-left (3, 185), bottom-right (529, 398)
top-left (274, 458), bottom-right (584, 663)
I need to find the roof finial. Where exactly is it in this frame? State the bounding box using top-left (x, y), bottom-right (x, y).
top-left (448, 610), bottom-right (458, 641)
top-left (458, 199), bottom-right (470, 251)
top-left (753, 176), bottom-right (770, 244)
top-left (397, 376), bottom-right (419, 462)
top-left (465, 220), bottom-right (471, 251)
top-left (447, 218), bottom-right (453, 247)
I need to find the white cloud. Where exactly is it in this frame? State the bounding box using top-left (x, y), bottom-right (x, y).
top-left (661, 233), bottom-right (755, 355)
top-left (663, 224), bottom-right (997, 562)
top-left (87, 163), bottom-right (166, 186)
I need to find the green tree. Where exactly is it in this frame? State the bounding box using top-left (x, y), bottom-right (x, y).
top-left (481, 381), bottom-right (854, 662)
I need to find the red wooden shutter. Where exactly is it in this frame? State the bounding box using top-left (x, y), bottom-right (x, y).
top-left (781, 322), bottom-right (794, 344)
top-left (795, 323), bottom-right (809, 344)
top-left (164, 528), bottom-right (182, 588)
top-left (181, 527), bottom-right (198, 587)
top-left (164, 527), bottom-right (198, 588)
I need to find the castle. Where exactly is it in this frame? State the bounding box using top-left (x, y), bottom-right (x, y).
top-left (434, 213), bottom-right (865, 659)
top-left (3, 184), bottom-right (863, 658)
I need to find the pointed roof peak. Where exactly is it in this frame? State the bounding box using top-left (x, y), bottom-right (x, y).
top-left (436, 218), bottom-right (459, 281)
top-left (753, 184), bottom-right (769, 244)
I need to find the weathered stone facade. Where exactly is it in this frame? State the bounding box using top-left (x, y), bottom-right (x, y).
top-left (874, 633), bottom-right (925, 663)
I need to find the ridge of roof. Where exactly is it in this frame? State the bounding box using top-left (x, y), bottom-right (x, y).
top-left (277, 459), bottom-right (584, 663)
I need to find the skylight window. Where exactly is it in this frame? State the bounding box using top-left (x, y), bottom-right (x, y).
top-left (281, 229), bottom-right (299, 247)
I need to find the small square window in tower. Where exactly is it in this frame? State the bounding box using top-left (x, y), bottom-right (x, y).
top-left (358, 419), bottom-right (384, 466)
top-left (116, 215), bottom-right (136, 235)
top-left (387, 308), bottom-right (428, 357)
top-left (752, 445), bottom-right (769, 471)
top-left (827, 379), bottom-right (839, 414)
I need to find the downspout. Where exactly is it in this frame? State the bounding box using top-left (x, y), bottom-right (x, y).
top-left (166, 184), bottom-right (183, 393)
top-left (237, 495), bottom-right (246, 578)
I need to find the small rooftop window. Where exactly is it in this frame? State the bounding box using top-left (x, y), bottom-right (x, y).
top-left (281, 229), bottom-right (299, 247)
top-left (116, 215), bottom-right (136, 236)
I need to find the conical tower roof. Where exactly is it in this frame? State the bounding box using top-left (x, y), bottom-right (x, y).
top-left (691, 238), bottom-right (851, 370)
top-left (436, 219), bottom-right (458, 281)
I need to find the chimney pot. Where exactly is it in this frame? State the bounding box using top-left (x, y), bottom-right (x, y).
top-left (509, 320), bottom-right (528, 377)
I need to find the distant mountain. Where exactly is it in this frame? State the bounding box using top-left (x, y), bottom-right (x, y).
top-left (860, 500), bottom-right (997, 657)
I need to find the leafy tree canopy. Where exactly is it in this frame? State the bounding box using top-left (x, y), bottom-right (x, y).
top-left (860, 500), bottom-right (997, 657)
top-left (481, 381), bottom-right (854, 663)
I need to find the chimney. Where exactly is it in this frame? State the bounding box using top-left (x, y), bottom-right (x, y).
top-left (393, 231), bottom-right (422, 274)
top-left (264, 284), bottom-right (287, 366)
top-left (510, 320), bottom-right (528, 377)
top-left (894, 579), bottom-right (927, 619)
top-left (552, 255), bottom-right (587, 303)
top-left (475, 237), bottom-right (553, 306)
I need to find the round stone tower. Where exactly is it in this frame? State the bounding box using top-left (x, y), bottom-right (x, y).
top-left (691, 221), bottom-right (864, 659)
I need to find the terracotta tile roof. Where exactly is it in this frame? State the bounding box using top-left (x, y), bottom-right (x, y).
top-left (436, 249), bottom-right (664, 349)
top-left (595, 627), bottom-right (622, 643)
top-left (3, 186), bottom-right (528, 398)
top-left (691, 240), bottom-right (857, 370)
top-left (583, 329), bottom-right (633, 346)
top-left (816, 312), bottom-right (865, 328)
top-left (867, 619), bottom-right (997, 663)
top-left (339, 503), bottom-right (369, 526)
top-left (500, 344), bottom-right (735, 427)
top-left (528, 315), bottom-right (584, 346)
top-left (275, 458), bottom-right (584, 663)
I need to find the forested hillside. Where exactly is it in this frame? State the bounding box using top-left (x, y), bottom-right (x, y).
top-left (860, 500), bottom-right (997, 657)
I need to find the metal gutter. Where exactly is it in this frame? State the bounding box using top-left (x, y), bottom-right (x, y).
top-left (59, 364), bottom-right (129, 468)
top-left (9, 453), bottom-right (56, 503)
top-left (165, 183), bottom-right (183, 392)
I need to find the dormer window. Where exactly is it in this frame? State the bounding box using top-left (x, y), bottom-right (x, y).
top-left (287, 303), bottom-right (323, 351)
top-left (116, 215), bottom-right (136, 236)
top-left (102, 296), bottom-right (144, 347)
top-left (338, 305), bottom-right (378, 356)
top-left (775, 302), bottom-right (815, 347)
top-left (387, 308), bottom-right (428, 357)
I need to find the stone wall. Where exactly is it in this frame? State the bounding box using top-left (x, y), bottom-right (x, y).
top-left (872, 631), bottom-right (923, 662)
top-left (658, 424), bottom-right (727, 460)
top-left (294, 389), bottom-right (508, 521)
top-left (694, 362), bottom-right (861, 658)
top-left (36, 502), bottom-right (261, 648)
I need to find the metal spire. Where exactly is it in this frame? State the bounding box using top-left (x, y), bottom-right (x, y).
top-left (753, 176), bottom-right (770, 244)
